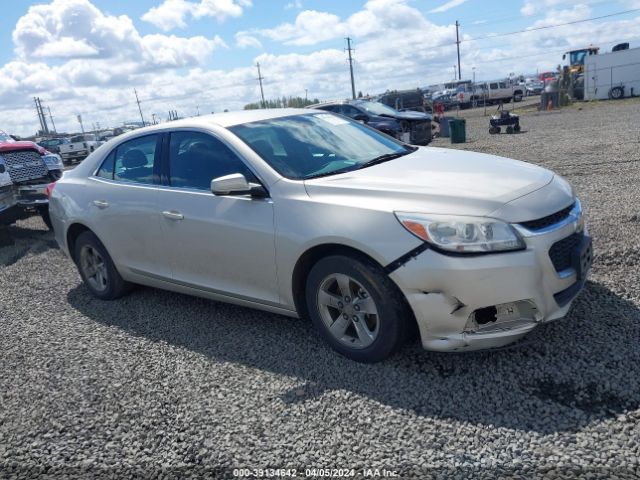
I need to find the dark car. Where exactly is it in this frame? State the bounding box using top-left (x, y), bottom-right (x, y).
top-left (37, 137), bottom-right (69, 154)
top-left (309, 100), bottom-right (432, 145)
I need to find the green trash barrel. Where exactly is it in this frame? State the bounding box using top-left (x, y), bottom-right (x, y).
top-left (448, 118), bottom-right (466, 144)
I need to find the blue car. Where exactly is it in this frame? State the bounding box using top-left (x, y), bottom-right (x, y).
top-left (308, 100), bottom-right (432, 145)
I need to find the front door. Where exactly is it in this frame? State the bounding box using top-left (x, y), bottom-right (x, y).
top-left (156, 130), bottom-right (279, 305)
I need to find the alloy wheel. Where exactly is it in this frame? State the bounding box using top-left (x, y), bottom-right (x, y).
top-left (80, 245), bottom-right (109, 292)
top-left (316, 273), bottom-right (379, 349)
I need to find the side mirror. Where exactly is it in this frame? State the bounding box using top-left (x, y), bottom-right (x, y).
top-left (211, 173), bottom-right (268, 198)
top-left (353, 114), bottom-right (369, 122)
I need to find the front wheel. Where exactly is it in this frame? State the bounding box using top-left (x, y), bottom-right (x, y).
top-left (74, 231), bottom-right (133, 300)
top-left (305, 255), bottom-right (410, 362)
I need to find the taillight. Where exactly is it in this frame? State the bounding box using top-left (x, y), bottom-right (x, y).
top-left (45, 182), bottom-right (56, 199)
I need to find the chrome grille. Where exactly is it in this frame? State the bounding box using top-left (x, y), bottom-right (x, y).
top-left (1, 150), bottom-right (48, 183)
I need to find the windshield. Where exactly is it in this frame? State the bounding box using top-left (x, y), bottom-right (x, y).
top-left (569, 50), bottom-right (587, 65)
top-left (230, 113), bottom-right (412, 180)
top-left (358, 102), bottom-right (399, 116)
top-left (0, 131), bottom-right (13, 142)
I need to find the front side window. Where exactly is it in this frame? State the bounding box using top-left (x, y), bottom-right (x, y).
top-left (230, 113), bottom-right (413, 180)
top-left (113, 134), bottom-right (157, 184)
top-left (168, 131), bottom-right (253, 190)
top-left (499, 82), bottom-right (507, 89)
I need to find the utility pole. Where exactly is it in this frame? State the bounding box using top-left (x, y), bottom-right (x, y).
top-left (134, 88), bottom-right (146, 126)
top-left (345, 37), bottom-right (356, 100)
top-left (34, 97), bottom-right (50, 135)
top-left (77, 115), bottom-right (85, 134)
top-left (256, 62), bottom-right (266, 108)
top-left (305, 88), bottom-right (308, 102)
top-left (46, 106), bottom-right (56, 133)
top-left (455, 20), bottom-right (462, 80)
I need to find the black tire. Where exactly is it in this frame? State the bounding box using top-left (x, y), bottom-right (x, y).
top-left (38, 206), bottom-right (53, 230)
top-left (74, 231), bottom-right (133, 300)
top-left (609, 86), bottom-right (624, 100)
top-left (514, 124), bottom-right (521, 133)
top-left (305, 255), bottom-right (410, 363)
top-left (513, 92), bottom-right (523, 102)
top-left (489, 126), bottom-right (500, 134)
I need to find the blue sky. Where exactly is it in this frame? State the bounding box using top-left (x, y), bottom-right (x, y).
top-left (1, 0), bottom-right (639, 135)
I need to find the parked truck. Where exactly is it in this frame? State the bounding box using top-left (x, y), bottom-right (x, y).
top-left (0, 130), bottom-right (64, 228)
top-left (584, 45), bottom-right (640, 100)
top-left (59, 133), bottom-right (102, 164)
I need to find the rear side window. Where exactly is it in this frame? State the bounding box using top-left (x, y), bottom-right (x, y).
top-left (490, 83), bottom-right (498, 90)
top-left (113, 135), bottom-right (158, 184)
top-left (167, 131), bottom-right (254, 190)
top-left (96, 151), bottom-right (115, 179)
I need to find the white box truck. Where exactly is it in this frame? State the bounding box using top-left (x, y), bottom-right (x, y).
top-left (584, 46), bottom-right (640, 100)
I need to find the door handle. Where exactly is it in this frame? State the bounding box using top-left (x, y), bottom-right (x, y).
top-left (93, 200), bottom-right (109, 209)
top-left (162, 210), bottom-right (184, 221)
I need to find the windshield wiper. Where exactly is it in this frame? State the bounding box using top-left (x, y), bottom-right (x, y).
top-left (358, 147), bottom-right (416, 170)
top-left (304, 165), bottom-right (360, 180)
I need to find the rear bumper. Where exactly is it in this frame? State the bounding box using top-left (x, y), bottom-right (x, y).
top-left (61, 150), bottom-right (88, 160)
top-left (390, 207), bottom-right (590, 352)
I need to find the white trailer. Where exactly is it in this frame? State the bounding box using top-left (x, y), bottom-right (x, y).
top-left (584, 46), bottom-right (640, 100)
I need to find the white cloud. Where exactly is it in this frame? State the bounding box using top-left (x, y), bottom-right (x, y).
top-left (285, 0), bottom-right (303, 10)
top-left (520, 0), bottom-right (573, 16)
top-left (235, 31), bottom-right (262, 49)
top-left (142, 0), bottom-right (252, 31)
top-left (429, 0), bottom-right (469, 14)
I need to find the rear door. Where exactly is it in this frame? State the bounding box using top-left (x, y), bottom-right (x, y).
top-left (87, 134), bottom-right (170, 279)
top-left (156, 130), bottom-right (279, 305)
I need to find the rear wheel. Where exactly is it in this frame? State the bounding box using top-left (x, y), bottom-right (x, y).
top-left (609, 86), bottom-right (624, 99)
top-left (514, 92), bottom-right (523, 102)
top-left (306, 255), bottom-right (409, 362)
top-left (74, 231), bottom-right (132, 300)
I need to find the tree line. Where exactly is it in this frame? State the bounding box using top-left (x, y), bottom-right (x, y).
top-left (244, 96), bottom-right (321, 110)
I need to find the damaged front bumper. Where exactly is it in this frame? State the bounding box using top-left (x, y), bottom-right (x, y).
top-left (389, 211), bottom-right (591, 352)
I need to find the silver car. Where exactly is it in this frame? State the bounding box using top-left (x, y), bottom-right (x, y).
top-left (49, 109), bottom-right (592, 362)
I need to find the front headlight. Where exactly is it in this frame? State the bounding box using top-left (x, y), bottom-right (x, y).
top-left (395, 212), bottom-right (525, 253)
top-left (42, 154), bottom-right (63, 170)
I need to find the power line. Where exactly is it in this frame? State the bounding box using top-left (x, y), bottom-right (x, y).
top-left (256, 62), bottom-right (266, 108)
top-left (461, 8), bottom-right (640, 43)
top-left (345, 37), bottom-right (357, 99)
top-left (456, 0), bottom-right (616, 29)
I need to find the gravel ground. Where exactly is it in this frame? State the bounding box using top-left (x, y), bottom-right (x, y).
top-left (1, 98), bottom-right (640, 479)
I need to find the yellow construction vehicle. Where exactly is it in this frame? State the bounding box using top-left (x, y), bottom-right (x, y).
top-left (563, 47), bottom-right (599, 74)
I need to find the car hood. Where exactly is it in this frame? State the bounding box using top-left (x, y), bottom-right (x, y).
top-left (0, 140), bottom-right (46, 155)
top-left (304, 147), bottom-right (563, 221)
top-left (389, 111), bottom-right (431, 121)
